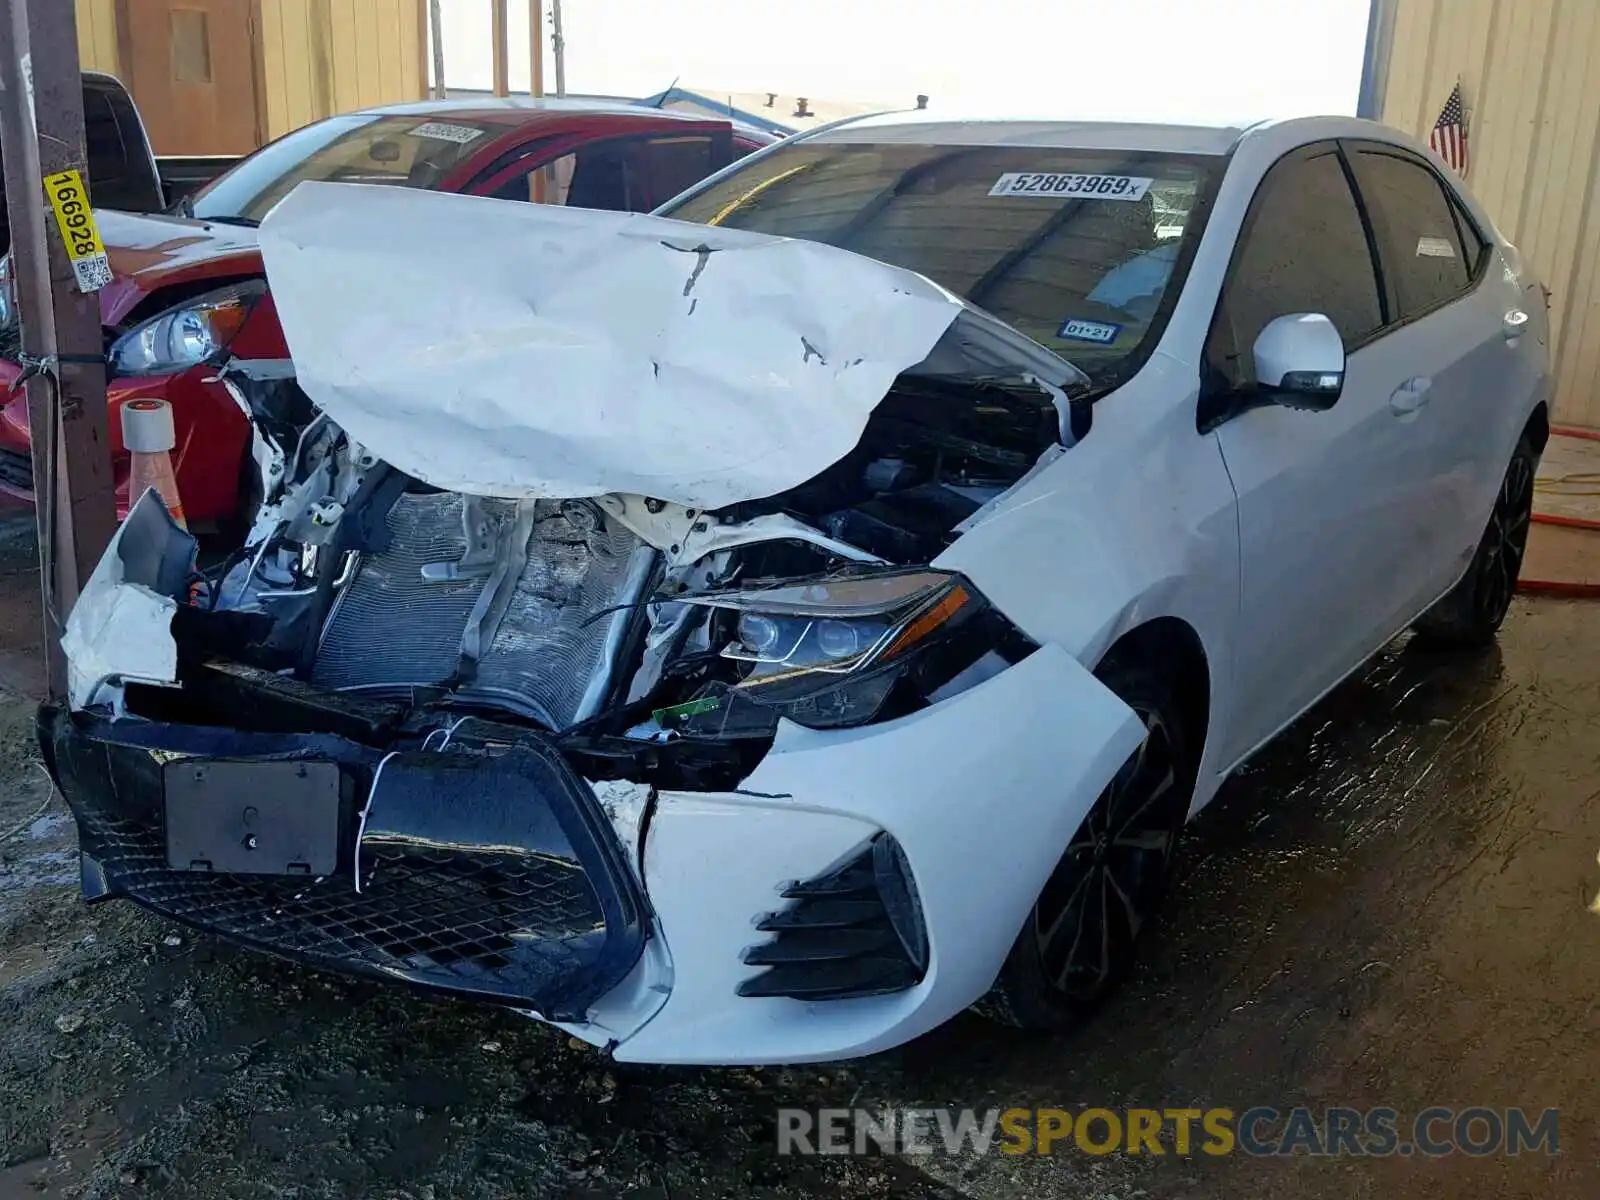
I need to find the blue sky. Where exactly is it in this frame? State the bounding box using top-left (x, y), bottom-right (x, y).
top-left (436, 0), bottom-right (1374, 122)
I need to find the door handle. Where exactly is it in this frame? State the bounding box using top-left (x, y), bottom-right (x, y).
top-left (1389, 376), bottom-right (1433, 415)
top-left (1503, 309), bottom-right (1530, 340)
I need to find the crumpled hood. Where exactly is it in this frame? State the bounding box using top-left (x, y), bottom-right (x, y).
top-left (259, 181), bottom-right (1051, 510)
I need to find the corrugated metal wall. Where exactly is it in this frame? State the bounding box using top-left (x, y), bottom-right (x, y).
top-left (76, 0), bottom-right (119, 74)
top-left (73, 0), bottom-right (426, 144)
top-left (258, 0), bottom-right (427, 139)
top-left (1381, 0), bottom-right (1600, 428)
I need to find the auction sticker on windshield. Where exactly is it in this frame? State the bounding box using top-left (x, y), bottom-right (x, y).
top-left (990, 173), bottom-right (1153, 200)
top-left (409, 121), bottom-right (484, 144)
top-left (42, 169), bottom-right (111, 293)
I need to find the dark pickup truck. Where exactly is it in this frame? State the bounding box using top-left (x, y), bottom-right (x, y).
top-left (0, 71), bottom-right (236, 253)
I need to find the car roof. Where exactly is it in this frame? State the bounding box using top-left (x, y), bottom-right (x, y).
top-left (356, 95), bottom-right (777, 142)
top-left (806, 110), bottom-right (1410, 157)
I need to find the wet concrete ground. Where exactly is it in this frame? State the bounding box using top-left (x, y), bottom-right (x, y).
top-left (1, 511), bottom-right (1597, 1198)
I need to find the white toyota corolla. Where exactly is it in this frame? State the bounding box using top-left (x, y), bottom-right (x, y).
top-left (49, 112), bottom-right (1547, 1064)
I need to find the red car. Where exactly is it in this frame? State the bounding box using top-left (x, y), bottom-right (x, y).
top-left (0, 100), bottom-right (774, 525)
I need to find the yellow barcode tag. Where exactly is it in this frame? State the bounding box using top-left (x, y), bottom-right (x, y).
top-left (42, 168), bottom-right (112, 293)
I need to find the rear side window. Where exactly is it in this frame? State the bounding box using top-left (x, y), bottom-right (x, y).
top-left (488, 135), bottom-right (719, 212)
top-left (82, 87), bottom-right (128, 184)
top-left (641, 136), bottom-right (716, 205)
top-left (1349, 147), bottom-right (1473, 320)
top-left (1210, 145), bottom-right (1382, 385)
top-left (1449, 191), bottom-right (1487, 271)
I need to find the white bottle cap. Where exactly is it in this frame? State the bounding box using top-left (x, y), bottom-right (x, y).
top-left (121, 398), bottom-right (176, 454)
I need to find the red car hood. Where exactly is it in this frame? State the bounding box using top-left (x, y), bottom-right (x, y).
top-left (92, 209), bottom-right (264, 326)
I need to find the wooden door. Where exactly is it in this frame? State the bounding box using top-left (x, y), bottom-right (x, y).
top-left (116, 0), bottom-right (262, 155)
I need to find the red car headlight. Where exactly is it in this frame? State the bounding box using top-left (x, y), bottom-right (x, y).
top-left (108, 280), bottom-right (265, 376)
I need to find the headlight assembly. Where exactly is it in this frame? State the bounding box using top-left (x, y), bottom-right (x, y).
top-left (674, 568), bottom-right (992, 730)
top-left (109, 280), bottom-right (265, 376)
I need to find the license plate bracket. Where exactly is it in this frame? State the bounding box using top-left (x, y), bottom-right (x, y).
top-left (164, 760), bottom-right (342, 876)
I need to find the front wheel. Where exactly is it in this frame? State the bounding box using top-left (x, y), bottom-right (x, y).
top-left (977, 657), bottom-right (1196, 1032)
top-left (1412, 434), bottom-right (1537, 649)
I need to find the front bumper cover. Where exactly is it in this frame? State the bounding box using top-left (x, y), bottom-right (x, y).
top-left (45, 638), bottom-right (1144, 1063)
top-left (39, 706), bottom-right (648, 1021)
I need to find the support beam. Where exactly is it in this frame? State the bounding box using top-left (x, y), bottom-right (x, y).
top-left (428, 0), bottom-right (445, 100)
top-left (529, 0), bottom-right (546, 201)
top-left (490, 0), bottom-right (509, 97)
top-left (0, 0), bottom-right (117, 701)
top-left (528, 0), bottom-right (544, 98)
top-left (415, 0), bottom-right (429, 99)
top-left (1357, 0), bottom-right (1399, 119)
top-left (551, 0), bottom-right (566, 96)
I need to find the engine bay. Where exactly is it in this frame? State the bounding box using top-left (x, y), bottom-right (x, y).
top-left (85, 364), bottom-right (1070, 791)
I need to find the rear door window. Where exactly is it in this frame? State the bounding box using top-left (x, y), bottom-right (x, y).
top-left (489, 135), bottom-right (720, 212)
top-left (82, 87), bottom-right (128, 184)
top-left (640, 136), bottom-right (717, 204)
top-left (1209, 144), bottom-right (1383, 386)
top-left (1348, 146), bottom-right (1474, 321)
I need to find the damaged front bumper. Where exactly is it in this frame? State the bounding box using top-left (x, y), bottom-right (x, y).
top-left (40, 705), bottom-right (649, 1022)
top-left (42, 635), bottom-right (1142, 1064)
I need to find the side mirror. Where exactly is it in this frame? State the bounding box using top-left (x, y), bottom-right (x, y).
top-left (1252, 313), bottom-right (1345, 411)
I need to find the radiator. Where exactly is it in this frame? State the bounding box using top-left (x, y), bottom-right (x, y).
top-left (313, 492), bottom-right (651, 729)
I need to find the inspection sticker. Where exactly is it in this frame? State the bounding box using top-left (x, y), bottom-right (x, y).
top-left (1416, 235), bottom-right (1457, 258)
top-left (42, 169), bottom-right (111, 293)
top-left (409, 121), bottom-right (485, 144)
top-left (1058, 318), bottom-right (1123, 344)
top-left (990, 172), bottom-right (1154, 200)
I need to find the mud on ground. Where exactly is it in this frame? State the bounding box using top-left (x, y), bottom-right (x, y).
top-left (2, 509), bottom-right (1597, 1198)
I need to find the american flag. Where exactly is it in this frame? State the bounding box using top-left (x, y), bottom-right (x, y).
top-left (1429, 82), bottom-right (1470, 175)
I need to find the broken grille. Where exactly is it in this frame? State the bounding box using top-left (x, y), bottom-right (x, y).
top-left (75, 804), bottom-right (607, 1002)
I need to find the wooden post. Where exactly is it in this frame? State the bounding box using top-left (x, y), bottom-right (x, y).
top-left (490, 0), bottom-right (508, 97)
top-left (528, 0), bottom-right (544, 98)
top-left (550, 0), bottom-right (565, 95)
top-left (415, 0), bottom-right (430, 99)
top-left (428, 0), bottom-right (445, 99)
top-left (528, 0), bottom-right (546, 201)
top-left (0, 0), bottom-right (117, 701)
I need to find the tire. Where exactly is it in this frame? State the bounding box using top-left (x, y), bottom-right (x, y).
top-left (1411, 434), bottom-right (1537, 649)
top-left (977, 656), bottom-right (1197, 1032)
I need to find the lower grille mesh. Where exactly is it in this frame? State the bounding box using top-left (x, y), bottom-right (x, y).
top-left (77, 804), bottom-right (605, 995)
top-left (313, 493), bottom-right (647, 728)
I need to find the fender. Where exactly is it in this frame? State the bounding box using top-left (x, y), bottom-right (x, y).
top-left (935, 351), bottom-right (1242, 812)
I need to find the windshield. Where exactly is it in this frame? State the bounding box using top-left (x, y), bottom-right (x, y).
top-left (663, 141), bottom-right (1219, 386)
top-left (190, 114), bottom-right (503, 224)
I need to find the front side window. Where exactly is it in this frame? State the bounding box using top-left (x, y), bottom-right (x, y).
top-left (1349, 147), bottom-right (1474, 319)
top-left (662, 141), bottom-right (1220, 386)
top-left (190, 114), bottom-right (505, 224)
top-left (1209, 145), bottom-right (1382, 387)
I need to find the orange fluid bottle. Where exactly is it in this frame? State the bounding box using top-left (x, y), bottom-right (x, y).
top-left (120, 398), bottom-right (186, 528)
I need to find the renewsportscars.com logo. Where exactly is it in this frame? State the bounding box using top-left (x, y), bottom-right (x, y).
top-left (776, 1106), bottom-right (1559, 1158)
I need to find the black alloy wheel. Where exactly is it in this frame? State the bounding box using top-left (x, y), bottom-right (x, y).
top-left (978, 658), bottom-right (1195, 1032)
top-left (1413, 433), bottom-right (1539, 648)
top-left (1473, 444), bottom-right (1536, 629)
